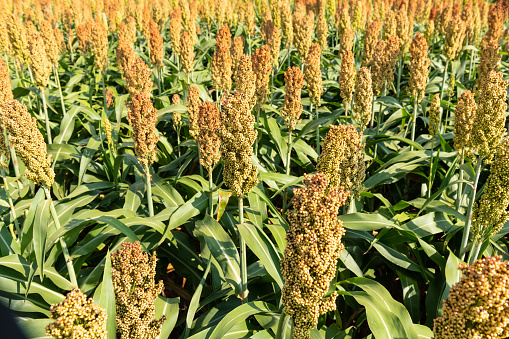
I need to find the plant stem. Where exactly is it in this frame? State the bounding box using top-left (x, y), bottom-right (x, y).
top-left (410, 98), bottom-right (418, 151)
top-left (145, 164), bottom-right (154, 217)
top-left (286, 131), bottom-right (292, 175)
top-left (468, 240), bottom-right (482, 265)
top-left (468, 49), bottom-right (475, 81)
top-left (157, 66), bottom-right (162, 96)
top-left (455, 158), bottom-right (465, 211)
top-left (275, 312), bottom-right (291, 338)
top-left (459, 157), bottom-right (483, 261)
top-left (315, 105), bottom-right (320, 154)
top-left (440, 60), bottom-right (449, 102)
top-left (1, 168), bottom-right (21, 243)
top-left (427, 137), bottom-right (434, 199)
top-left (44, 186), bottom-right (77, 286)
top-left (209, 171), bottom-right (214, 217)
top-left (239, 197), bottom-right (247, 302)
top-left (397, 57), bottom-right (402, 98)
top-left (370, 95), bottom-right (376, 128)
top-left (53, 65), bottom-right (67, 116)
top-left (41, 88), bottom-right (52, 144)
top-left (101, 72), bottom-right (107, 113)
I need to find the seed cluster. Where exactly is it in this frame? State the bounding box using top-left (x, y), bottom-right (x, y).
top-left (353, 67), bottom-right (373, 133)
top-left (198, 101), bottom-right (220, 173)
top-left (46, 288), bottom-right (107, 339)
top-left (433, 256), bottom-right (509, 339)
top-left (304, 43), bottom-right (322, 107)
top-left (235, 53), bottom-right (256, 109)
top-left (339, 49), bottom-right (355, 111)
top-left (470, 71), bottom-right (508, 164)
top-left (316, 124), bottom-right (366, 197)
top-left (0, 100), bottom-right (54, 187)
top-left (90, 19), bottom-right (108, 72)
top-left (127, 92), bottom-right (159, 167)
top-left (148, 19), bottom-right (163, 68)
top-left (281, 173), bottom-right (349, 339)
top-left (408, 32), bottom-right (430, 103)
top-left (477, 40), bottom-right (500, 90)
top-left (453, 91), bottom-right (476, 160)
top-left (186, 85), bottom-right (201, 139)
top-left (28, 29), bottom-right (51, 88)
top-left (293, 10), bottom-right (313, 60)
top-left (211, 24), bottom-right (232, 93)
top-left (252, 44), bottom-right (271, 107)
top-left (371, 35), bottom-right (400, 96)
top-left (471, 137), bottom-right (509, 240)
top-left (362, 18), bottom-right (381, 67)
top-left (281, 66), bottom-right (304, 132)
top-left (218, 91), bottom-right (258, 197)
top-left (111, 241), bottom-right (166, 339)
top-left (180, 30), bottom-right (194, 75)
top-left (123, 57), bottom-right (153, 96)
top-left (7, 14), bottom-right (30, 66)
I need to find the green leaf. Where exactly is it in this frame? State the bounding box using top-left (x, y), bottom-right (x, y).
top-left (341, 277), bottom-right (419, 339)
top-left (78, 135), bottom-right (101, 186)
top-left (155, 296), bottom-right (180, 339)
top-left (339, 213), bottom-right (398, 231)
top-left (184, 257), bottom-right (212, 338)
top-left (156, 191), bottom-right (208, 247)
top-left (195, 215), bottom-right (241, 293)
top-left (34, 200), bottom-right (51, 280)
top-left (208, 302), bottom-right (277, 339)
top-left (237, 221), bottom-right (284, 289)
top-left (97, 250), bottom-right (116, 339)
top-left (54, 105), bottom-right (81, 144)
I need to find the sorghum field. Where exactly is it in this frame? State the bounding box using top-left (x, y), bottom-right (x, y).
top-left (1, 0), bottom-right (509, 337)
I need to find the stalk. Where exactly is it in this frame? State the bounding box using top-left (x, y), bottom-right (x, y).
top-left (468, 49), bottom-right (475, 80)
top-left (157, 66), bottom-right (162, 96)
top-left (53, 65), bottom-right (67, 116)
top-left (44, 186), bottom-right (77, 286)
top-left (459, 157), bottom-right (483, 261)
top-left (440, 60), bottom-right (449, 102)
top-left (315, 105), bottom-right (320, 154)
top-left (1, 167), bottom-right (21, 243)
top-left (396, 57), bottom-right (403, 98)
top-left (427, 138), bottom-right (433, 199)
top-left (41, 89), bottom-right (52, 144)
top-left (144, 164), bottom-right (154, 217)
top-left (286, 131), bottom-right (292, 175)
top-left (370, 95), bottom-right (376, 128)
top-left (410, 97), bottom-right (418, 150)
top-left (287, 42), bottom-right (291, 68)
top-left (101, 72), bottom-right (107, 113)
top-left (468, 240), bottom-right (482, 265)
top-left (209, 172), bottom-right (214, 217)
top-left (4, 129), bottom-right (20, 181)
top-left (455, 158), bottom-right (465, 211)
top-left (239, 197), bottom-right (247, 302)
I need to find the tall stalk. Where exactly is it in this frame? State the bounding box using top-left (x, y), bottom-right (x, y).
top-left (410, 98), bottom-right (418, 151)
top-left (53, 66), bottom-right (67, 116)
top-left (44, 186), bottom-right (77, 286)
top-left (239, 197), bottom-right (247, 302)
top-left (41, 89), bottom-right (52, 144)
top-left (209, 172), bottom-right (214, 217)
top-left (101, 72), bottom-right (107, 112)
top-left (440, 60), bottom-right (449, 101)
top-left (286, 131), bottom-right (292, 175)
top-left (468, 240), bottom-right (482, 265)
top-left (144, 165), bottom-right (154, 217)
top-left (455, 158), bottom-right (465, 211)
top-left (315, 105), bottom-right (320, 154)
top-left (459, 157), bottom-right (483, 261)
top-left (396, 57), bottom-right (403, 98)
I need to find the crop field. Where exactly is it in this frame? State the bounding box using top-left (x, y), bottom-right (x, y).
top-left (0, 0), bottom-right (509, 338)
